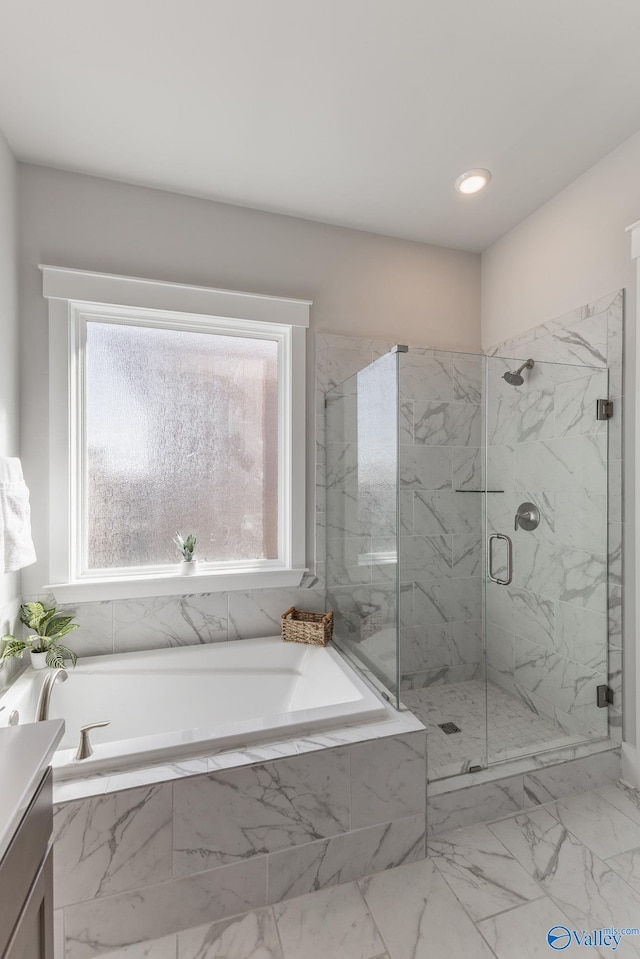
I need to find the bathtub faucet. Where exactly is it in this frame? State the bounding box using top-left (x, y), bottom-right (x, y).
top-left (35, 668), bottom-right (68, 722)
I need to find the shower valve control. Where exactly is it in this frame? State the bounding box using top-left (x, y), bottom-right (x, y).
top-left (515, 502), bottom-right (540, 532)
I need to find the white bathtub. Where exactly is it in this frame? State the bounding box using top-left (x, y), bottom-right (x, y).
top-left (0, 636), bottom-right (388, 780)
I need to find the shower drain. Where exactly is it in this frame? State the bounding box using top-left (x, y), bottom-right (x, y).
top-left (438, 722), bottom-right (461, 735)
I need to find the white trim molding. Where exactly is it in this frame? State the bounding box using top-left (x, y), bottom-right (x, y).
top-left (40, 265), bottom-right (311, 327)
top-left (42, 266), bottom-right (310, 601)
top-left (624, 220), bottom-right (640, 785)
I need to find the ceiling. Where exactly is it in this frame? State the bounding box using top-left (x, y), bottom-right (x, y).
top-left (1, 0), bottom-right (640, 252)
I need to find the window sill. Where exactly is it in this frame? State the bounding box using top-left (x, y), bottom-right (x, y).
top-left (47, 568), bottom-right (308, 604)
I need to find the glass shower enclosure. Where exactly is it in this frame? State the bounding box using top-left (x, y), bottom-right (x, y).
top-left (325, 346), bottom-right (609, 781)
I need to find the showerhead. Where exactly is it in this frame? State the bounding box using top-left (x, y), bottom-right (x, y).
top-left (503, 359), bottom-right (534, 386)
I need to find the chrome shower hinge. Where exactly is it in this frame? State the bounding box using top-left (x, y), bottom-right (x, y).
top-left (596, 399), bottom-right (614, 420)
top-left (596, 684), bottom-right (614, 708)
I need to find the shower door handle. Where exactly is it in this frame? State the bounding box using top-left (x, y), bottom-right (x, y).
top-left (487, 533), bottom-right (513, 585)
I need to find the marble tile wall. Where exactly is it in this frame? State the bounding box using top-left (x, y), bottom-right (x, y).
top-left (22, 583), bottom-right (327, 660)
top-left (486, 290), bottom-right (623, 743)
top-left (53, 729), bottom-right (427, 959)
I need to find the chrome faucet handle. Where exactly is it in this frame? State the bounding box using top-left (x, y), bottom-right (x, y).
top-left (514, 501), bottom-right (540, 532)
top-left (75, 721), bottom-right (110, 761)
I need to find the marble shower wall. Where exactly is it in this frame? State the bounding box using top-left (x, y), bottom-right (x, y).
top-left (486, 289), bottom-right (624, 743)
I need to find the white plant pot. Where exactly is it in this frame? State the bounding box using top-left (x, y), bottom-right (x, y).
top-left (180, 559), bottom-right (199, 576)
top-left (30, 650), bottom-right (48, 670)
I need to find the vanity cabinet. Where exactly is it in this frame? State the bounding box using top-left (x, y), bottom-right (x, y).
top-left (0, 770), bottom-right (53, 959)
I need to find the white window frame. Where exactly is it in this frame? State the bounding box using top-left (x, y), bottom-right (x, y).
top-left (42, 266), bottom-right (310, 602)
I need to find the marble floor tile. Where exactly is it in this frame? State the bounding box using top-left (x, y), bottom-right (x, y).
top-left (549, 789), bottom-right (640, 859)
top-left (606, 846), bottom-right (640, 897)
top-left (489, 806), bottom-right (640, 952)
top-left (596, 781), bottom-right (640, 826)
top-left (273, 882), bottom-right (383, 959)
top-left (428, 822), bottom-right (542, 921)
top-left (177, 909), bottom-right (282, 959)
top-left (360, 858), bottom-right (495, 959)
top-left (477, 896), bottom-right (585, 959)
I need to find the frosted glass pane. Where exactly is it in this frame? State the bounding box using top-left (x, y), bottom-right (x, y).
top-left (85, 321), bottom-right (279, 570)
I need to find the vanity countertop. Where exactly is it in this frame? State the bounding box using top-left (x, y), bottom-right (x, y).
top-left (0, 720), bottom-right (64, 862)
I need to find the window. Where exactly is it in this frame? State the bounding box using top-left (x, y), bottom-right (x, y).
top-left (43, 267), bottom-right (309, 601)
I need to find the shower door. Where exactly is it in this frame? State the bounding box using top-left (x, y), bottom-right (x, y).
top-left (484, 356), bottom-right (610, 763)
top-left (396, 348), bottom-right (487, 780)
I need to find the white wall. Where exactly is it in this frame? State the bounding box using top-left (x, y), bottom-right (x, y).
top-left (481, 129), bottom-right (640, 348)
top-left (18, 163), bottom-right (481, 596)
top-left (0, 130), bottom-right (20, 621)
top-left (481, 129), bottom-right (640, 764)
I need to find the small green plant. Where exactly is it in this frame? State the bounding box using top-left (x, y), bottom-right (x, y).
top-left (174, 531), bottom-right (197, 562)
top-left (1, 602), bottom-right (79, 668)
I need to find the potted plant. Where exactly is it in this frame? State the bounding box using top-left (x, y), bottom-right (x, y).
top-left (174, 532), bottom-right (198, 575)
top-left (0, 602), bottom-right (79, 670)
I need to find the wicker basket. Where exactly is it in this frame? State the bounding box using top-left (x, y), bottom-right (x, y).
top-left (281, 607), bottom-right (334, 646)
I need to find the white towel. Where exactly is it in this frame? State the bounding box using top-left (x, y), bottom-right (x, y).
top-left (0, 458), bottom-right (37, 573)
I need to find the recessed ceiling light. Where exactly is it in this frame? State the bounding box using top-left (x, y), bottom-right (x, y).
top-left (455, 169), bottom-right (492, 194)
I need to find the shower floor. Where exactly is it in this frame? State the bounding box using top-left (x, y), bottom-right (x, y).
top-left (403, 679), bottom-right (584, 781)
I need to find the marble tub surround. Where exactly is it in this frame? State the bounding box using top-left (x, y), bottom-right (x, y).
top-left (54, 729), bottom-right (427, 958)
top-left (75, 781), bottom-right (640, 959)
top-left (21, 582), bottom-right (326, 659)
top-left (486, 290), bottom-right (624, 745)
top-left (50, 703), bottom-right (424, 804)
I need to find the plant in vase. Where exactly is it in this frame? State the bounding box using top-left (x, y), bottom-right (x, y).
top-left (0, 602), bottom-right (79, 670)
top-left (174, 531), bottom-right (198, 575)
